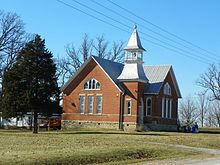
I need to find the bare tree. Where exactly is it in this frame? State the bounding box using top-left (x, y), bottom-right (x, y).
top-left (197, 64), bottom-right (220, 100)
top-left (197, 92), bottom-right (209, 127)
top-left (204, 100), bottom-right (220, 127)
top-left (80, 33), bottom-right (93, 61)
top-left (56, 34), bottom-right (124, 87)
top-left (206, 110), bottom-right (214, 127)
top-left (93, 35), bottom-right (108, 59)
top-left (179, 96), bottom-right (199, 126)
top-left (0, 11), bottom-right (27, 88)
top-left (212, 100), bottom-right (220, 127)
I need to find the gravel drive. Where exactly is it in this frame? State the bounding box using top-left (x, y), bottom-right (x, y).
top-left (131, 142), bottom-right (220, 165)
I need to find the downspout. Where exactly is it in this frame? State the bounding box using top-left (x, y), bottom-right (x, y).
top-left (119, 92), bottom-right (125, 130)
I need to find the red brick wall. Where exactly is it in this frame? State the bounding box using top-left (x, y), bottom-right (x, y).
top-left (121, 82), bottom-right (146, 123)
top-left (62, 59), bottom-right (179, 128)
top-left (143, 71), bottom-right (179, 125)
top-left (62, 59), bottom-right (121, 123)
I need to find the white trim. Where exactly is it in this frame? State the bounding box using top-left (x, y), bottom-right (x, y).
top-left (164, 82), bottom-right (171, 96)
top-left (169, 99), bottom-right (172, 118)
top-left (83, 78), bottom-right (101, 90)
top-left (92, 56), bottom-right (122, 92)
top-left (79, 95), bottom-right (85, 114)
top-left (126, 100), bottom-right (132, 116)
top-left (145, 97), bottom-right (152, 116)
top-left (162, 97), bottom-right (164, 118)
top-left (170, 67), bottom-right (182, 98)
top-left (96, 95), bottom-right (102, 114)
top-left (61, 56), bottom-right (122, 93)
top-left (61, 56), bottom-right (92, 92)
top-left (165, 98), bottom-right (169, 118)
top-left (88, 95), bottom-right (94, 114)
top-left (84, 89), bottom-right (100, 91)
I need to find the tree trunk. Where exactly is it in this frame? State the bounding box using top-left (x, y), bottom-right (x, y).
top-left (29, 112), bottom-right (33, 130)
top-left (33, 112), bottom-right (38, 134)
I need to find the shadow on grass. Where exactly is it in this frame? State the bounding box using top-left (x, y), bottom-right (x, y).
top-left (60, 130), bottom-right (171, 136)
top-left (199, 131), bottom-right (220, 134)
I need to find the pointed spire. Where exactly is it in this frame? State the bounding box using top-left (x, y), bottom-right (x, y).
top-left (117, 25), bottom-right (148, 83)
top-left (124, 25), bottom-right (146, 52)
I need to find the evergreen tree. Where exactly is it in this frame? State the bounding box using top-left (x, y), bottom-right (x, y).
top-left (2, 35), bottom-right (60, 133)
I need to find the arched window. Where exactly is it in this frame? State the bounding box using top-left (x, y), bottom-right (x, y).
top-left (84, 82), bottom-right (88, 89)
top-left (145, 97), bottom-right (152, 116)
top-left (144, 97), bottom-right (152, 116)
top-left (163, 82), bottom-right (171, 95)
top-left (83, 79), bottom-right (101, 90)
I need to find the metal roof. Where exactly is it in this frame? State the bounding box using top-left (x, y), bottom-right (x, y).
top-left (144, 65), bottom-right (181, 97)
top-left (117, 63), bottom-right (148, 83)
top-left (144, 65), bottom-right (171, 83)
top-left (124, 25), bottom-right (146, 51)
top-left (61, 56), bottom-right (181, 98)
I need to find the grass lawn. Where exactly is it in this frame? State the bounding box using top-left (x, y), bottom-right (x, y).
top-left (0, 129), bottom-right (219, 165)
top-left (199, 127), bottom-right (220, 133)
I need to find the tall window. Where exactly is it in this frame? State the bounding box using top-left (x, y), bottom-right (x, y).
top-left (169, 99), bottom-right (172, 118)
top-left (145, 97), bottom-right (152, 116)
top-left (161, 97), bottom-right (172, 118)
top-left (79, 95), bottom-right (85, 114)
top-left (165, 98), bottom-right (169, 118)
top-left (88, 95), bottom-right (94, 114)
top-left (84, 79), bottom-right (100, 90)
top-left (96, 95), bottom-right (102, 114)
top-left (163, 82), bottom-right (171, 95)
top-left (162, 98), bottom-right (164, 118)
top-left (126, 100), bottom-right (132, 115)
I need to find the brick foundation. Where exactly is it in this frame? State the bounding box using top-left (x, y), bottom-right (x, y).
top-left (62, 120), bottom-right (177, 131)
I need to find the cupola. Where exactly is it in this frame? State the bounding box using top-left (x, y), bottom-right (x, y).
top-left (117, 25), bottom-right (148, 83)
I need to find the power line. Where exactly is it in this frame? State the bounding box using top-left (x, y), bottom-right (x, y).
top-left (55, 0), bottom-right (130, 34)
top-left (70, 0), bottom-right (213, 63)
top-left (91, 0), bottom-right (219, 62)
top-left (106, 0), bottom-right (219, 59)
top-left (55, 0), bottom-right (211, 65)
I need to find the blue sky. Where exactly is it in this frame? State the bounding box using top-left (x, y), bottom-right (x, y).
top-left (1, 0), bottom-right (220, 98)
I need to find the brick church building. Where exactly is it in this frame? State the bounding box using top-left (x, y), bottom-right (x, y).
top-left (61, 26), bottom-right (181, 131)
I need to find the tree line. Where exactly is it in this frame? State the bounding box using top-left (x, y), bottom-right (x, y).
top-left (0, 11), bottom-right (219, 133)
top-left (179, 93), bottom-right (220, 128)
top-left (179, 65), bottom-right (220, 128)
top-left (0, 11), bottom-right (124, 133)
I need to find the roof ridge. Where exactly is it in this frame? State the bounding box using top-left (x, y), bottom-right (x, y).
top-left (91, 55), bottom-right (123, 66)
top-left (144, 64), bottom-right (171, 67)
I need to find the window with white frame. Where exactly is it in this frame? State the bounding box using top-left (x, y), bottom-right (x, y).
top-left (145, 97), bottom-right (152, 116)
top-left (79, 95), bottom-right (85, 114)
top-left (96, 95), bottom-right (102, 114)
top-left (169, 99), bottom-right (172, 118)
top-left (126, 100), bottom-right (132, 115)
top-left (163, 82), bottom-right (171, 95)
top-left (88, 95), bottom-right (94, 114)
top-left (165, 98), bottom-right (169, 118)
top-left (162, 98), bottom-right (165, 118)
top-left (84, 79), bottom-right (100, 90)
top-left (161, 97), bottom-right (172, 118)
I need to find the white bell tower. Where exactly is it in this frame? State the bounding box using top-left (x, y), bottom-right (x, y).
top-left (117, 25), bottom-right (148, 83)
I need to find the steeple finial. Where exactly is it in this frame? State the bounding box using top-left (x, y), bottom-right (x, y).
top-left (124, 25), bottom-right (145, 52)
top-left (133, 24), bottom-right (137, 30)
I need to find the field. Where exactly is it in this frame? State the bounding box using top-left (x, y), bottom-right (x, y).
top-left (0, 129), bottom-right (220, 165)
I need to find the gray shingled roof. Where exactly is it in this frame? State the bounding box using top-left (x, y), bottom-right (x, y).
top-left (144, 65), bottom-right (171, 83)
top-left (62, 56), bottom-right (181, 97)
top-left (124, 26), bottom-right (146, 51)
top-left (144, 65), bottom-right (171, 94)
top-left (92, 56), bottom-right (124, 91)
